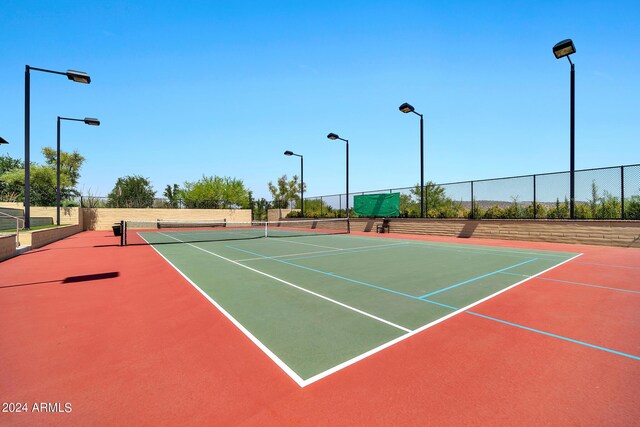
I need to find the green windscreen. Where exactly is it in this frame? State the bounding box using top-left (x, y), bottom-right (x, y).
top-left (353, 193), bottom-right (400, 217)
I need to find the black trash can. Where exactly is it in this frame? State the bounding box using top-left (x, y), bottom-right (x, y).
top-left (112, 224), bottom-right (121, 237)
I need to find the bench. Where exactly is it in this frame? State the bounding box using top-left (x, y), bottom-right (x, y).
top-left (376, 218), bottom-right (390, 233)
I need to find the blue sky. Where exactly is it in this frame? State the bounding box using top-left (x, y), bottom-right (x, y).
top-left (1, 1), bottom-right (638, 200)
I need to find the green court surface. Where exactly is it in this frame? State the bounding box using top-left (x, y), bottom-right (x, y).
top-left (139, 230), bottom-right (580, 386)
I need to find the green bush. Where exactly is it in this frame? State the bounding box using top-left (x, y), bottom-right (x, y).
top-left (596, 191), bottom-right (621, 219)
top-left (295, 198), bottom-right (335, 218)
top-left (524, 203), bottom-right (546, 219)
top-left (482, 205), bottom-right (504, 219)
top-left (547, 198), bottom-right (570, 219)
top-left (624, 196), bottom-right (640, 219)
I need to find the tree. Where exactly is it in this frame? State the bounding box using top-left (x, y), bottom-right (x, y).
top-left (409, 181), bottom-right (464, 218)
top-left (0, 148), bottom-right (84, 205)
top-left (399, 193), bottom-right (418, 218)
top-left (164, 184), bottom-right (181, 208)
top-left (181, 176), bottom-right (250, 209)
top-left (0, 154), bottom-right (23, 173)
top-left (547, 197), bottom-right (570, 219)
top-left (625, 195), bottom-right (640, 220)
top-left (252, 197), bottom-right (272, 221)
top-left (41, 147), bottom-right (85, 188)
top-left (291, 198), bottom-right (333, 218)
top-left (268, 175), bottom-right (303, 209)
top-left (1, 163), bottom-right (72, 206)
top-left (0, 154), bottom-right (24, 201)
top-left (107, 175), bottom-right (156, 208)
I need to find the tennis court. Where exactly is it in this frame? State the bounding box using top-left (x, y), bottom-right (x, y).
top-left (126, 219), bottom-right (581, 385)
top-left (1, 223), bottom-right (638, 425)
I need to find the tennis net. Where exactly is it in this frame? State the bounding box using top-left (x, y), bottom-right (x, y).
top-left (120, 218), bottom-right (350, 246)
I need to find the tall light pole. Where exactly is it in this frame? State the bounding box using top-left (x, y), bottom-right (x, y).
top-left (25, 65), bottom-right (91, 228)
top-left (327, 133), bottom-right (350, 232)
top-left (56, 117), bottom-right (100, 225)
top-left (399, 102), bottom-right (425, 218)
top-left (284, 150), bottom-right (304, 217)
top-left (552, 39), bottom-right (576, 219)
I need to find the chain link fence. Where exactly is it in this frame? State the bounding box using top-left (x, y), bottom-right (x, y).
top-left (297, 164), bottom-right (640, 220)
top-left (77, 164), bottom-right (640, 220)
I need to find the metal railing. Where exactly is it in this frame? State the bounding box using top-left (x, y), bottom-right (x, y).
top-left (0, 211), bottom-right (24, 247)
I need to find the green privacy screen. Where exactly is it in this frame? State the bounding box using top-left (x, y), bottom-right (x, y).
top-left (353, 193), bottom-right (401, 217)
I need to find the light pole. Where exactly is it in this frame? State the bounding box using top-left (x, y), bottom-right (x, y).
top-left (327, 133), bottom-right (350, 232)
top-left (25, 65), bottom-right (91, 228)
top-left (399, 102), bottom-right (425, 218)
top-left (553, 39), bottom-right (576, 219)
top-left (284, 150), bottom-right (304, 217)
top-left (56, 117), bottom-right (100, 225)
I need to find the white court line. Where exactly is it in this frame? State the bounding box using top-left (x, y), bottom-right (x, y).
top-left (140, 230), bottom-right (583, 387)
top-left (345, 234), bottom-right (578, 260)
top-left (157, 232), bottom-right (410, 333)
top-left (151, 232), bottom-right (412, 386)
top-left (301, 251), bottom-right (585, 386)
top-left (265, 237), bottom-right (342, 250)
top-left (138, 233), bottom-right (306, 387)
top-left (234, 242), bottom-right (409, 262)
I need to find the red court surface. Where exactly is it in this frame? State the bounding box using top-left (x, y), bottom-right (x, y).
top-left (1, 230), bottom-right (638, 425)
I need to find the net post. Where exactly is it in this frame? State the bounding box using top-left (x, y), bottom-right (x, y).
top-left (264, 221), bottom-right (268, 238)
top-left (120, 220), bottom-right (126, 246)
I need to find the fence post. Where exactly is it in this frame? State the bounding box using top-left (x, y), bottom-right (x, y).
top-left (621, 166), bottom-right (625, 219)
top-left (320, 196), bottom-right (323, 217)
top-left (470, 181), bottom-right (475, 219)
top-left (533, 174), bottom-right (537, 219)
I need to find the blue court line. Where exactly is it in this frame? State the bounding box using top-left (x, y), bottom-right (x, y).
top-left (283, 243), bottom-right (410, 262)
top-left (226, 244), bottom-right (638, 362)
top-left (498, 272), bottom-right (640, 294)
top-left (225, 245), bottom-right (449, 307)
top-left (468, 311), bottom-right (640, 361)
top-left (418, 258), bottom-right (538, 299)
top-left (345, 234), bottom-right (577, 260)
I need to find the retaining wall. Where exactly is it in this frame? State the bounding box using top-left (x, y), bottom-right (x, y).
top-left (353, 218), bottom-right (640, 248)
top-left (28, 224), bottom-right (83, 249)
top-left (0, 234), bottom-right (17, 261)
top-left (82, 208), bottom-right (252, 230)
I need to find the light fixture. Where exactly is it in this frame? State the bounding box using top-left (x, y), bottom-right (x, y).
top-left (327, 132), bottom-right (350, 231)
top-left (283, 150), bottom-right (304, 217)
top-left (399, 103), bottom-right (415, 114)
top-left (24, 64), bottom-right (93, 228)
top-left (553, 39), bottom-right (576, 59)
top-left (553, 39), bottom-right (577, 219)
top-left (56, 116), bottom-right (100, 225)
top-left (399, 102), bottom-right (425, 218)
